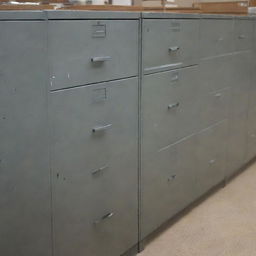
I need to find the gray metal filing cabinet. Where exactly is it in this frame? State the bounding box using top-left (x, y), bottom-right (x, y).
top-left (46, 11), bottom-right (140, 256)
top-left (1, 10), bottom-right (256, 256)
top-left (140, 13), bottom-right (255, 244)
top-left (0, 12), bottom-right (51, 256)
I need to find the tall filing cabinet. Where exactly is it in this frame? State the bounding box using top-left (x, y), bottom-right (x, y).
top-left (0, 13), bottom-right (52, 256)
top-left (46, 11), bottom-right (140, 256)
top-left (141, 13), bottom-right (201, 239)
top-left (1, 10), bottom-right (256, 256)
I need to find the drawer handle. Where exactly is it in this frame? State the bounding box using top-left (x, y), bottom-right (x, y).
top-left (214, 93), bottom-right (222, 98)
top-left (168, 175), bottom-right (176, 182)
top-left (92, 124), bottom-right (112, 133)
top-left (251, 134), bottom-right (256, 138)
top-left (91, 56), bottom-right (112, 63)
top-left (171, 75), bottom-right (179, 82)
top-left (209, 159), bottom-right (216, 165)
top-left (94, 212), bottom-right (114, 225)
top-left (92, 165), bottom-right (108, 175)
top-left (217, 37), bottom-right (224, 42)
top-left (168, 102), bottom-right (180, 109)
top-left (238, 34), bottom-right (246, 39)
top-left (169, 46), bottom-right (180, 52)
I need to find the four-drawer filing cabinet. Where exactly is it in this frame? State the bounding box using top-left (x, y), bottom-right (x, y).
top-left (1, 10), bottom-right (256, 256)
top-left (47, 11), bottom-right (140, 256)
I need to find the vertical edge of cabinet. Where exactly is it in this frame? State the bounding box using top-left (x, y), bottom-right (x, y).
top-left (0, 20), bottom-right (52, 256)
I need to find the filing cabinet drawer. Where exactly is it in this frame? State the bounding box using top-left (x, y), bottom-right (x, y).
top-left (200, 19), bottom-right (234, 59)
top-left (53, 151), bottom-right (138, 256)
top-left (142, 19), bottom-right (199, 73)
top-left (234, 19), bottom-right (253, 52)
top-left (142, 66), bottom-right (201, 152)
top-left (201, 87), bottom-right (230, 128)
top-left (195, 120), bottom-right (228, 195)
top-left (141, 135), bottom-right (198, 239)
top-left (48, 20), bottom-right (138, 90)
top-left (50, 77), bottom-right (138, 174)
top-left (50, 78), bottom-right (138, 256)
top-left (199, 55), bottom-right (234, 93)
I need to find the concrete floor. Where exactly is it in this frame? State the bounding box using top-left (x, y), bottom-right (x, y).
top-left (140, 162), bottom-right (256, 256)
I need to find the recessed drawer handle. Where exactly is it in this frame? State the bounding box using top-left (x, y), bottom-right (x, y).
top-left (238, 34), bottom-right (246, 39)
top-left (169, 46), bottom-right (180, 52)
top-left (94, 212), bottom-right (114, 225)
top-left (92, 165), bottom-right (108, 175)
top-left (168, 102), bottom-right (180, 109)
top-left (92, 124), bottom-right (112, 133)
top-left (217, 37), bottom-right (224, 42)
top-left (209, 159), bottom-right (216, 165)
top-left (91, 56), bottom-right (112, 62)
top-left (168, 175), bottom-right (176, 182)
top-left (214, 93), bottom-right (222, 98)
top-left (171, 75), bottom-right (179, 82)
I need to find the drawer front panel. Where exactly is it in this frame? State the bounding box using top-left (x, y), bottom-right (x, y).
top-left (200, 19), bottom-right (234, 59)
top-left (48, 20), bottom-right (139, 90)
top-left (142, 66), bottom-right (201, 152)
top-left (50, 78), bottom-right (138, 256)
top-left (141, 135), bottom-right (198, 239)
top-left (234, 19), bottom-right (253, 52)
top-left (199, 55), bottom-right (234, 93)
top-left (201, 88), bottom-right (230, 128)
top-left (143, 19), bottom-right (199, 73)
top-left (195, 121), bottom-right (228, 195)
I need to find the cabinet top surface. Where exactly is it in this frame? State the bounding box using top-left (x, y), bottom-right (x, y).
top-left (0, 10), bottom-right (255, 20)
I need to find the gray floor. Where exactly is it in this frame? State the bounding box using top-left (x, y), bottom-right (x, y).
top-left (140, 162), bottom-right (256, 256)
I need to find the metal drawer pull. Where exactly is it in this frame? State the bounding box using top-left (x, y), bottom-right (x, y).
top-left (92, 124), bottom-right (112, 133)
top-left (214, 93), bottom-right (222, 98)
top-left (91, 56), bottom-right (112, 62)
top-left (209, 159), bottom-right (216, 165)
top-left (171, 75), bottom-right (179, 82)
top-left (94, 212), bottom-right (114, 225)
top-left (168, 102), bottom-right (180, 109)
top-left (238, 35), bottom-right (246, 39)
top-left (168, 175), bottom-right (176, 182)
top-left (169, 46), bottom-right (180, 52)
top-left (92, 165), bottom-right (108, 175)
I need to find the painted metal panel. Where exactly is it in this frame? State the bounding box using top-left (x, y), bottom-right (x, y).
top-left (48, 20), bottom-right (139, 90)
top-left (0, 22), bottom-right (51, 256)
top-left (200, 19), bottom-right (235, 59)
top-left (226, 52), bottom-right (251, 177)
top-left (227, 113), bottom-right (248, 177)
top-left (195, 120), bottom-right (228, 195)
top-left (50, 78), bottom-right (138, 256)
top-left (141, 134), bottom-right (198, 239)
top-left (200, 87), bottom-right (231, 128)
top-left (142, 19), bottom-right (199, 74)
top-left (234, 19), bottom-right (253, 52)
top-left (246, 55), bottom-right (256, 162)
top-left (199, 54), bottom-right (234, 93)
top-left (142, 66), bottom-right (201, 153)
